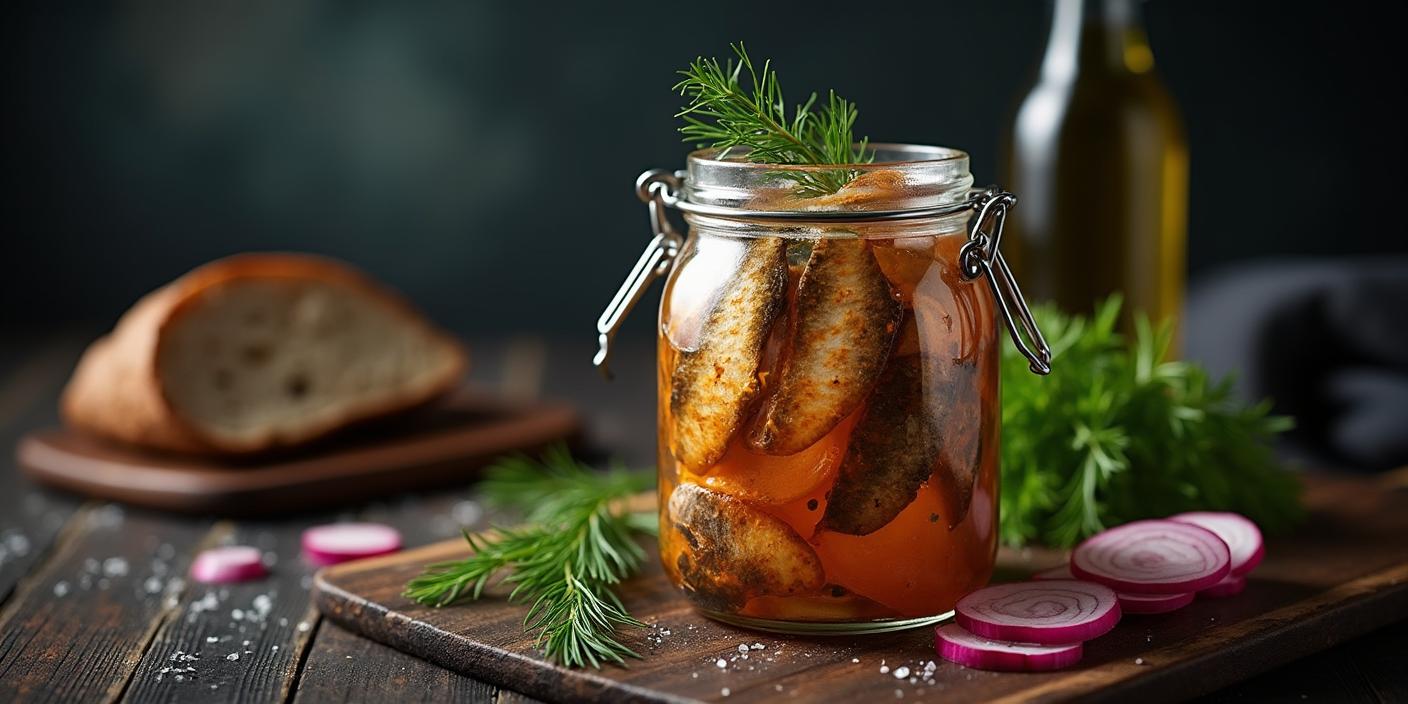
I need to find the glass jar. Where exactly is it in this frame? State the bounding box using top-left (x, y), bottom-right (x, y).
top-left (596, 144), bottom-right (1050, 634)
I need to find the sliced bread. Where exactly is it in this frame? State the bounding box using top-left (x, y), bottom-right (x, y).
top-left (61, 253), bottom-right (467, 455)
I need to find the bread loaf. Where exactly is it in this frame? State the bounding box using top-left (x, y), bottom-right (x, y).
top-left (61, 253), bottom-right (467, 455)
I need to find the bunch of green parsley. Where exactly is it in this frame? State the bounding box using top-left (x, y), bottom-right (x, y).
top-left (999, 296), bottom-right (1302, 548)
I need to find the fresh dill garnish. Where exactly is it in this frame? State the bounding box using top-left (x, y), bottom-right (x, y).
top-left (403, 448), bottom-right (656, 668)
top-left (999, 296), bottom-right (1302, 548)
top-left (674, 42), bottom-right (873, 196)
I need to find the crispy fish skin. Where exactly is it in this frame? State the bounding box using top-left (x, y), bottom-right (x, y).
top-left (819, 310), bottom-right (984, 535)
top-left (817, 355), bottom-right (936, 536)
top-left (669, 237), bottom-right (788, 469)
top-left (667, 483), bottom-right (825, 610)
top-left (747, 238), bottom-right (902, 455)
top-left (918, 272), bottom-right (986, 529)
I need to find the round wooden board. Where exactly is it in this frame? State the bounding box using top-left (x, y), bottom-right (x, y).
top-left (16, 389), bottom-right (581, 515)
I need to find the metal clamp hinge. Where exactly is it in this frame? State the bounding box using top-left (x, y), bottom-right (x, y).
top-left (958, 188), bottom-right (1052, 375)
top-left (593, 169), bottom-right (685, 378)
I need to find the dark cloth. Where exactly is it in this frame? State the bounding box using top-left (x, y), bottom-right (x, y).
top-left (1185, 258), bottom-right (1408, 472)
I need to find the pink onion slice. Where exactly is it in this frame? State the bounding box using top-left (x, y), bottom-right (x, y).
top-left (935, 624), bottom-right (1083, 671)
top-left (1032, 564), bottom-right (1074, 580)
top-left (302, 523), bottom-right (402, 566)
top-left (1071, 520), bottom-right (1231, 594)
top-left (1198, 574), bottom-right (1247, 599)
top-left (954, 579), bottom-right (1121, 644)
top-left (190, 546), bottom-right (268, 584)
top-left (1169, 511), bottom-right (1264, 576)
top-left (1117, 590), bottom-right (1194, 614)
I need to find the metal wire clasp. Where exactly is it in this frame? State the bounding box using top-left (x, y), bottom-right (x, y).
top-left (958, 188), bottom-right (1052, 375)
top-left (593, 169), bottom-right (685, 377)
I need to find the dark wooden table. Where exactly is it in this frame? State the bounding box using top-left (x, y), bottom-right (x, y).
top-left (0, 334), bottom-right (1403, 703)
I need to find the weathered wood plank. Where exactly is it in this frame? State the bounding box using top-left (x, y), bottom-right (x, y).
top-left (293, 488), bottom-right (508, 703)
top-left (119, 517), bottom-right (326, 704)
top-left (312, 473), bottom-right (1408, 704)
top-left (293, 620), bottom-right (507, 703)
top-left (0, 338), bottom-right (86, 606)
top-left (0, 507), bottom-right (211, 703)
top-left (1194, 623), bottom-right (1408, 703)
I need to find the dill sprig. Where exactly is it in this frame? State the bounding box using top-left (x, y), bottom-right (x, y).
top-left (674, 42), bottom-right (873, 196)
top-left (403, 448), bottom-right (656, 668)
top-left (999, 296), bottom-right (1303, 548)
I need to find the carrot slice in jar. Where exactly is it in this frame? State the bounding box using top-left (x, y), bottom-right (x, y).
top-left (813, 481), bottom-right (991, 617)
top-left (701, 412), bottom-right (856, 506)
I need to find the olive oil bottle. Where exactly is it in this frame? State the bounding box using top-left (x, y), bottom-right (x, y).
top-left (1005, 0), bottom-right (1187, 332)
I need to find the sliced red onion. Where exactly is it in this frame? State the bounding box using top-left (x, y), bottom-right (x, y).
top-left (1169, 511), bottom-right (1264, 576)
top-left (935, 624), bottom-right (1083, 671)
top-left (954, 579), bottom-right (1121, 644)
top-left (1071, 520), bottom-right (1231, 594)
top-left (190, 546), bottom-right (268, 584)
top-left (1198, 574), bottom-right (1248, 599)
top-left (302, 523), bottom-right (402, 566)
top-left (1032, 564), bottom-right (1074, 580)
top-left (1117, 590), bottom-right (1194, 614)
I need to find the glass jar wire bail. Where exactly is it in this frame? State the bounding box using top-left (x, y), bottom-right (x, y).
top-left (594, 171), bottom-right (1052, 377)
top-left (959, 188), bottom-right (1052, 375)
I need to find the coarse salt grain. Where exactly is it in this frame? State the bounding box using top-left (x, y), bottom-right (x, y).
top-left (894, 666), bottom-right (910, 679)
top-left (716, 658), bottom-right (727, 668)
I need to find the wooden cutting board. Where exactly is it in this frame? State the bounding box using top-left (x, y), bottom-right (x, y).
top-left (17, 388), bottom-right (580, 515)
top-left (313, 473), bottom-right (1408, 704)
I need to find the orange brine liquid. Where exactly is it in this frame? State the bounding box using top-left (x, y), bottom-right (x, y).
top-left (657, 229), bottom-right (1000, 622)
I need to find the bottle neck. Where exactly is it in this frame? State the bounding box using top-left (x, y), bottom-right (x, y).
top-left (1040, 0), bottom-right (1154, 81)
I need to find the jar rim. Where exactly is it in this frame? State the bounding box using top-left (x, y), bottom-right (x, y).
top-left (683, 142), bottom-right (974, 213)
top-left (686, 143), bottom-right (969, 171)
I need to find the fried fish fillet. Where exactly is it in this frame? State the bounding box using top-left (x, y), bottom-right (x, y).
top-left (819, 311), bottom-right (984, 535)
top-left (747, 237), bottom-right (902, 455)
top-left (666, 483), bottom-right (825, 610)
top-left (669, 237), bottom-right (788, 469)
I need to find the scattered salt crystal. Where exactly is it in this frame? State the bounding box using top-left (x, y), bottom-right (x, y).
top-left (253, 594), bottom-right (273, 615)
top-left (895, 689), bottom-right (904, 698)
top-left (738, 644), bottom-right (750, 653)
top-left (226, 653), bottom-right (239, 661)
top-left (272, 645), bottom-right (279, 651)
top-left (232, 609), bottom-right (245, 620)
top-left (691, 672), bottom-right (698, 679)
top-left (102, 557), bottom-right (129, 577)
top-left (53, 581), bottom-right (70, 597)
top-left (774, 684), bottom-right (784, 691)
top-left (894, 666), bottom-right (911, 679)
top-left (1135, 657), bottom-right (1145, 665)
top-left (144, 577), bottom-right (164, 594)
top-left (206, 636), bottom-right (218, 643)
top-left (852, 657), bottom-right (860, 663)
top-left (751, 642), bottom-right (765, 650)
top-left (297, 621), bottom-right (311, 633)
top-left (721, 688), bottom-right (731, 697)
top-left (716, 658), bottom-right (727, 669)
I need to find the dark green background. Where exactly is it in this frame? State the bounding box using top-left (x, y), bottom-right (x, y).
top-left (3, 0), bottom-right (1404, 337)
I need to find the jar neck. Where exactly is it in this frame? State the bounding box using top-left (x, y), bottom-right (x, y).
top-left (1040, 0), bottom-right (1155, 81)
